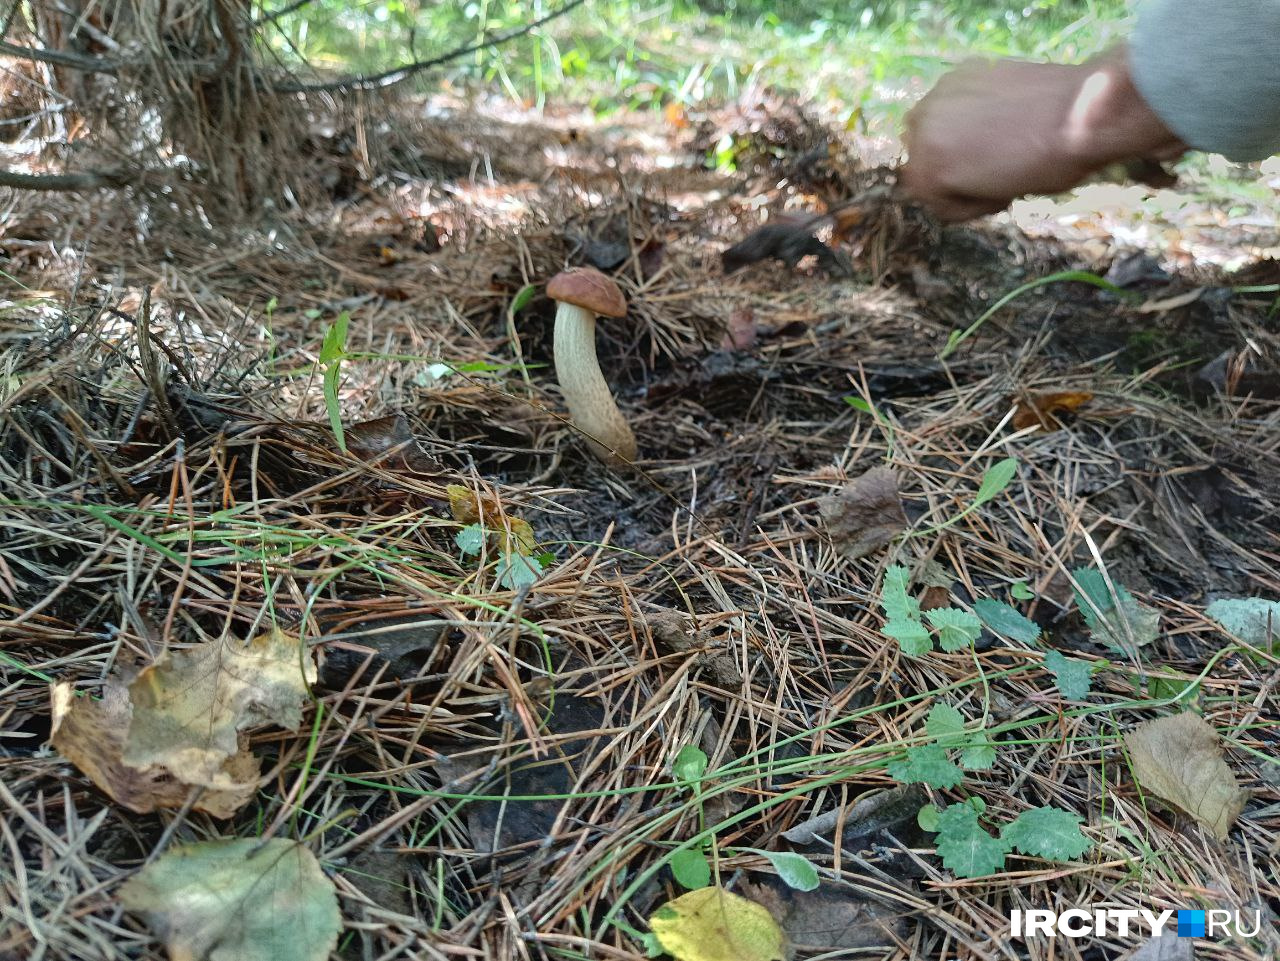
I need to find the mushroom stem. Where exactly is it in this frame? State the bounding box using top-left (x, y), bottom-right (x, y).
top-left (553, 302), bottom-right (637, 466)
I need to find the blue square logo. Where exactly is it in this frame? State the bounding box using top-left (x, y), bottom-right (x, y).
top-left (1177, 910), bottom-right (1205, 938)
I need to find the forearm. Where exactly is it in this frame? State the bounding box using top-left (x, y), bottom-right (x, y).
top-left (1130, 0), bottom-right (1280, 160)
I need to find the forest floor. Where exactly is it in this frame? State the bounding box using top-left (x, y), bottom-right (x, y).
top-left (1, 85), bottom-right (1278, 961)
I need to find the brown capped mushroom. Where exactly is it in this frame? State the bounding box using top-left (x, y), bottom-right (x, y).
top-left (546, 267), bottom-right (637, 466)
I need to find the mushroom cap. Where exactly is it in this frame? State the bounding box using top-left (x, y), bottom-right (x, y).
top-left (546, 267), bottom-right (627, 317)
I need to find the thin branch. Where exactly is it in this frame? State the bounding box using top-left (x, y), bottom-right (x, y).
top-left (255, 0), bottom-right (317, 25)
top-left (0, 167), bottom-right (130, 191)
top-left (0, 37), bottom-right (118, 74)
top-left (272, 0), bottom-right (588, 94)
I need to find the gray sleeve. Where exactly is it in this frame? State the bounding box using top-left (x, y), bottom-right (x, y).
top-left (1130, 0), bottom-right (1280, 160)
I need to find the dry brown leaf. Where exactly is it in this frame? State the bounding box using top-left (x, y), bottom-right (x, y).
top-left (1125, 712), bottom-right (1249, 841)
top-left (122, 629), bottom-right (315, 789)
top-left (818, 467), bottom-right (907, 560)
top-left (1012, 390), bottom-right (1094, 431)
top-left (50, 681), bottom-right (258, 819)
top-left (648, 608), bottom-right (743, 689)
top-left (741, 878), bottom-right (904, 952)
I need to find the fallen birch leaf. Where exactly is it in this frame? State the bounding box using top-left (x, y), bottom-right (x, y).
top-left (648, 886), bottom-right (789, 961)
top-left (123, 629), bottom-right (315, 789)
top-left (119, 838), bottom-right (342, 961)
top-left (818, 467), bottom-right (907, 560)
top-left (1125, 712), bottom-right (1248, 841)
top-left (50, 681), bottom-right (258, 819)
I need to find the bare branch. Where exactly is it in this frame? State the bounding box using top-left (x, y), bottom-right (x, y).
top-left (0, 167), bottom-right (130, 191)
top-left (272, 0), bottom-right (588, 94)
top-left (0, 37), bottom-right (119, 74)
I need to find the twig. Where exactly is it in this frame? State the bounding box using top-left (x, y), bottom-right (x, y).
top-left (0, 167), bottom-right (130, 191)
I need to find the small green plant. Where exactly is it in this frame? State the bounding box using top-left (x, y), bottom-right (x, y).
top-left (910, 456), bottom-right (1018, 537)
top-left (939, 271), bottom-right (1136, 360)
top-left (887, 703), bottom-right (995, 790)
top-left (879, 565), bottom-right (1004, 657)
top-left (319, 312), bottom-right (350, 452)
top-left (667, 744), bottom-right (820, 893)
top-left (455, 523), bottom-right (549, 591)
top-left (1043, 650), bottom-right (1095, 700)
top-left (919, 800), bottom-right (1090, 878)
top-left (670, 744), bottom-right (712, 888)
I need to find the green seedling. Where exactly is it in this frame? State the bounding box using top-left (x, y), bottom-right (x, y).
top-left (320, 312), bottom-right (350, 452)
top-left (939, 271), bottom-right (1136, 360)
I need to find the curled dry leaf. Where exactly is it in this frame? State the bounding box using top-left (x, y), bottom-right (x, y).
top-left (1011, 390), bottom-right (1094, 432)
top-left (1124, 711), bottom-right (1249, 841)
top-left (123, 628), bottom-right (316, 790)
top-left (120, 838), bottom-right (342, 961)
top-left (818, 466), bottom-right (908, 560)
top-left (50, 681), bottom-right (257, 819)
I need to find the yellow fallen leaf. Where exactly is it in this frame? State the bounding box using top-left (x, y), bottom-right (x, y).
top-left (1125, 712), bottom-right (1248, 841)
top-left (50, 681), bottom-right (257, 819)
top-left (649, 886), bottom-right (790, 961)
top-left (123, 628), bottom-right (315, 789)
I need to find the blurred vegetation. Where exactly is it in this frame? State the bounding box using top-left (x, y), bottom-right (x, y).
top-left (267, 0), bottom-right (1129, 119)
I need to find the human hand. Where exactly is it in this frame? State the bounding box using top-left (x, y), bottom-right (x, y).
top-left (899, 45), bottom-right (1185, 221)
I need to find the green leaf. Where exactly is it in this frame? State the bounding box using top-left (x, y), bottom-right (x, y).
top-left (319, 312), bottom-right (349, 364)
top-left (119, 839), bottom-right (341, 961)
top-left (1011, 581), bottom-right (1035, 600)
top-left (1147, 675), bottom-right (1196, 700)
top-left (880, 565), bottom-right (921, 623)
top-left (925, 607), bottom-right (982, 652)
top-left (1071, 567), bottom-right (1115, 629)
top-left (884, 618), bottom-right (932, 657)
top-left (973, 598), bottom-right (1040, 643)
top-left (960, 737), bottom-right (997, 771)
top-left (1205, 597), bottom-right (1280, 648)
top-left (670, 847), bottom-right (711, 890)
top-left (509, 283), bottom-right (536, 314)
top-left (534, 551), bottom-right (557, 569)
top-left (1043, 650), bottom-right (1093, 700)
top-left (495, 554), bottom-right (540, 590)
top-left (925, 703), bottom-right (967, 747)
top-left (322, 365), bottom-right (345, 452)
top-left (455, 523), bottom-right (486, 556)
top-left (759, 851), bottom-right (819, 892)
top-left (673, 744), bottom-right (708, 786)
top-left (934, 803), bottom-right (1009, 878)
top-left (1001, 806), bottom-right (1091, 860)
top-left (972, 457), bottom-right (1017, 507)
top-left (640, 932), bottom-right (665, 958)
top-left (1071, 568), bottom-right (1159, 652)
top-left (843, 396), bottom-right (874, 413)
top-left (887, 744), bottom-right (964, 789)
top-left (916, 805), bottom-right (940, 832)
